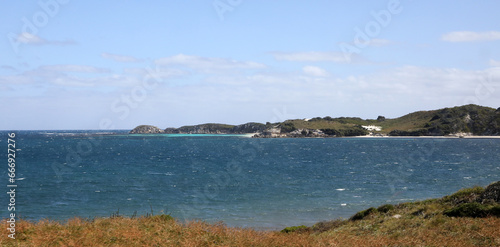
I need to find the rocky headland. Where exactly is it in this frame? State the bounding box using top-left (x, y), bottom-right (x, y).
top-left (129, 104), bottom-right (500, 138)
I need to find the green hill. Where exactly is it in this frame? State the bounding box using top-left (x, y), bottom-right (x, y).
top-left (130, 104), bottom-right (500, 137)
top-left (383, 104), bottom-right (500, 136)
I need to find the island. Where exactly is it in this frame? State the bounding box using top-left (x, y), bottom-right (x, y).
top-left (130, 104), bottom-right (500, 138)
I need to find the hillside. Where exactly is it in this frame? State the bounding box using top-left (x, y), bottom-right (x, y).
top-left (3, 182), bottom-right (499, 246)
top-left (162, 122), bottom-right (268, 134)
top-left (129, 104), bottom-right (500, 137)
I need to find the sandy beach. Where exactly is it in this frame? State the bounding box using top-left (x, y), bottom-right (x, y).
top-left (357, 134), bottom-right (500, 139)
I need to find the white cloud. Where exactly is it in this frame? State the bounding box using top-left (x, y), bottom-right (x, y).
top-left (441, 31), bottom-right (500, 42)
top-left (272, 51), bottom-right (348, 63)
top-left (367, 39), bottom-right (394, 47)
top-left (302, 66), bottom-right (329, 77)
top-left (16, 32), bottom-right (45, 44)
top-left (13, 32), bottom-right (76, 46)
top-left (155, 54), bottom-right (265, 73)
top-left (40, 65), bottom-right (111, 73)
top-left (490, 59), bottom-right (500, 67)
top-left (0, 63), bottom-right (189, 91)
top-left (102, 53), bottom-right (141, 63)
top-left (3, 54), bottom-right (499, 129)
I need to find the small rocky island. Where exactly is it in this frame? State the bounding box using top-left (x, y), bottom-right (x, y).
top-left (129, 125), bottom-right (164, 134)
top-left (130, 104), bottom-right (500, 137)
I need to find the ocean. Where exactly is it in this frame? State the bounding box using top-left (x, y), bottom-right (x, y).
top-left (2, 130), bottom-right (500, 230)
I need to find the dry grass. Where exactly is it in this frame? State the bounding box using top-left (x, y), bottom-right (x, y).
top-left (1, 215), bottom-right (321, 247)
top-left (2, 186), bottom-right (500, 247)
top-left (2, 214), bottom-right (499, 246)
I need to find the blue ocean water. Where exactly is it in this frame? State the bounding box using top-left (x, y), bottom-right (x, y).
top-left (1, 130), bottom-right (500, 229)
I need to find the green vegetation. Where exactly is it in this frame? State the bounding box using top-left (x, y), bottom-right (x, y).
top-left (287, 104), bottom-right (499, 136)
top-left (3, 182), bottom-right (499, 246)
top-left (279, 121), bottom-right (297, 133)
top-left (377, 204), bottom-right (395, 213)
top-left (288, 181), bottom-right (500, 234)
top-left (349, 207), bottom-right (377, 221)
top-left (281, 225), bottom-right (308, 233)
top-left (442, 186), bottom-right (485, 205)
top-left (443, 202), bottom-right (500, 218)
top-left (131, 104), bottom-right (500, 137)
top-left (267, 104), bottom-right (499, 137)
top-left (385, 104), bottom-right (500, 136)
top-left (177, 123), bottom-right (235, 133)
top-left (321, 126), bottom-right (368, 137)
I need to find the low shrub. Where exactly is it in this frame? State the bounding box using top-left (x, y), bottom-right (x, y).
top-left (480, 181), bottom-right (500, 203)
top-left (377, 204), bottom-right (394, 214)
top-left (350, 207), bottom-right (377, 221)
top-left (442, 186), bottom-right (485, 205)
top-left (443, 202), bottom-right (500, 218)
top-left (311, 219), bottom-right (345, 233)
top-left (149, 214), bottom-right (174, 222)
top-left (281, 225), bottom-right (308, 233)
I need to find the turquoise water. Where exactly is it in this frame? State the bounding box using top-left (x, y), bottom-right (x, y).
top-left (1, 131), bottom-right (500, 229)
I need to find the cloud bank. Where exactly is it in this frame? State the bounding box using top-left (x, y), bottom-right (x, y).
top-left (441, 31), bottom-right (500, 42)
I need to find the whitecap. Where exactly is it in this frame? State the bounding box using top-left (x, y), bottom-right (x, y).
top-left (341, 203), bottom-right (347, 206)
top-left (336, 188), bottom-right (346, 191)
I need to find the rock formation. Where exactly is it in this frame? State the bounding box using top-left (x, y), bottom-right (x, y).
top-left (129, 125), bottom-right (164, 134)
top-left (480, 181), bottom-right (500, 203)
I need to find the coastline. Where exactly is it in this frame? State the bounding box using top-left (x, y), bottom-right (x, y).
top-left (4, 182), bottom-right (499, 246)
top-left (354, 135), bottom-right (500, 139)
top-left (250, 133), bottom-right (500, 139)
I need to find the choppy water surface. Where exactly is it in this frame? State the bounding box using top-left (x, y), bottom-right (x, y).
top-left (1, 131), bottom-right (499, 229)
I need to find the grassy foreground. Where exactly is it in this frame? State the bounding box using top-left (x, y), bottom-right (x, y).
top-left (2, 185), bottom-right (500, 247)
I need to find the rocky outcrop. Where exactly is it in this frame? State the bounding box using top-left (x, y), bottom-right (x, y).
top-left (129, 125), bottom-right (164, 134)
top-left (252, 126), bottom-right (283, 138)
top-left (163, 122), bottom-right (267, 134)
top-left (480, 181), bottom-right (500, 204)
top-left (231, 122), bottom-right (267, 134)
top-left (130, 104), bottom-right (499, 137)
top-left (252, 127), bottom-right (331, 138)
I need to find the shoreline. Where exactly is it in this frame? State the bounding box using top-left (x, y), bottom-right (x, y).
top-left (354, 135), bottom-right (500, 139)
top-left (250, 134), bottom-right (500, 139)
top-left (4, 182), bottom-right (499, 246)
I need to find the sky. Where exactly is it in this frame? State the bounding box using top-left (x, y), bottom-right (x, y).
top-left (1, 0), bottom-right (500, 130)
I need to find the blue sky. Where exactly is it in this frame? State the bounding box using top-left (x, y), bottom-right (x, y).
top-left (1, 0), bottom-right (500, 130)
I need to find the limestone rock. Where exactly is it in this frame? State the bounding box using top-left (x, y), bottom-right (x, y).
top-left (129, 125), bottom-right (164, 134)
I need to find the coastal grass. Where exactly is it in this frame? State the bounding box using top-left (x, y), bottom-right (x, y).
top-left (2, 186), bottom-right (500, 247)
